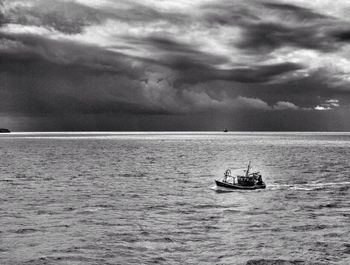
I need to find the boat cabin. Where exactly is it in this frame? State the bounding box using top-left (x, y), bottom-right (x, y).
top-left (222, 162), bottom-right (263, 186)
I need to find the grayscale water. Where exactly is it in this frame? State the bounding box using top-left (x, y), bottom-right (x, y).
top-left (0, 132), bottom-right (349, 265)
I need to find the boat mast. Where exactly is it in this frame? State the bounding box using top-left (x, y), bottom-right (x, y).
top-left (246, 161), bottom-right (251, 177)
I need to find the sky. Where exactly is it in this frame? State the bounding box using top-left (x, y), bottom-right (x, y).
top-left (1, 0), bottom-right (350, 131)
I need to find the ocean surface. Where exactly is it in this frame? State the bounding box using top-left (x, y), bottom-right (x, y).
top-left (0, 132), bottom-right (349, 265)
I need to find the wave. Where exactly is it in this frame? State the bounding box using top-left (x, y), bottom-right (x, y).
top-left (11, 228), bottom-right (38, 234)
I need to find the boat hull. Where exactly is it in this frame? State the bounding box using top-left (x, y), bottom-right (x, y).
top-left (215, 180), bottom-right (266, 190)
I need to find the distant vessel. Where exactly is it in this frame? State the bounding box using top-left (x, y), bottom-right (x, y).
top-left (0, 128), bottom-right (10, 133)
top-left (223, 128), bottom-right (228, 132)
top-left (215, 161), bottom-right (266, 190)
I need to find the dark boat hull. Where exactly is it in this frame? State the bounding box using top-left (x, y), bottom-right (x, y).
top-left (215, 180), bottom-right (266, 190)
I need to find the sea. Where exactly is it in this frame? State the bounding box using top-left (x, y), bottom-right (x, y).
top-left (0, 132), bottom-right (349, 265)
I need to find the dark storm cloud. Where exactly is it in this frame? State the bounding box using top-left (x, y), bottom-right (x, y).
top-left (0, 50), bottom-right (171, 116)
top-left (261, 2), bottom-right (328, 21)
top-left (0, 30), bottom-right (146, 78)
top-left (236, 22), bottom-right (335, 53)
top-left (106, 2), bottom-right (189, 25)
top-left (224, 62), bottom-right (302, 83)
top-left (135, 36), bottom-right (227, 64)
top-left (200, 1), bottom-right (329, 27)
top-left (172, 61), bottom-right (302, 84)
top-left (124, 35), bottom-right (302, 83)
top-left (1, 0), bottom-right (350, 131)
top-left (200, 1), bottom-right (259, 26)
top-left (199, 0), bottom-right (346, 57)
top-left (331, 30), bottom-right (350, 42)
top-left (0, 32), bottom-right (161, 117)
top-left (124, 35), bottom-right (228, 67)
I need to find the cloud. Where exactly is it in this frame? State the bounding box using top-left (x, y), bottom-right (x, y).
top-left (273, 101), bottom-right (300, 110)
top-left (314, 105), bottom-right (331, 111)
top-left (181, 90), bottom-right (306, 112)
top-left (1, 0), bottom-right (350, 130)
top-left (0, 0), bottom-right (102, 34)
top-left (331, 29), bottom-right (350, 42)
top-left (1, 0), bottom-right (345, 85)
top-left (325, 99), bottom-right (340, 106)
top-left (182, 90), bottom-right (271, 112)
top-left (261, 2), bottom-right (328, 21)
top-left (314, 99), bottom-right (340, 111)
top-left (236, 22), bottom-right (335, 54)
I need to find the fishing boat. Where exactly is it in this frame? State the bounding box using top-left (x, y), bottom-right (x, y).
top-left (0, 128), bottom-right (10, 133)
top-left (215, 162), bottom-right (266, 190)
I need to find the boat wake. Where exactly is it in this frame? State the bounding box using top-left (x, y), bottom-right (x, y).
top-left (267, 181), bottom-right (350, 191)
top-left (211, 181), bottom-right (350, 192)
